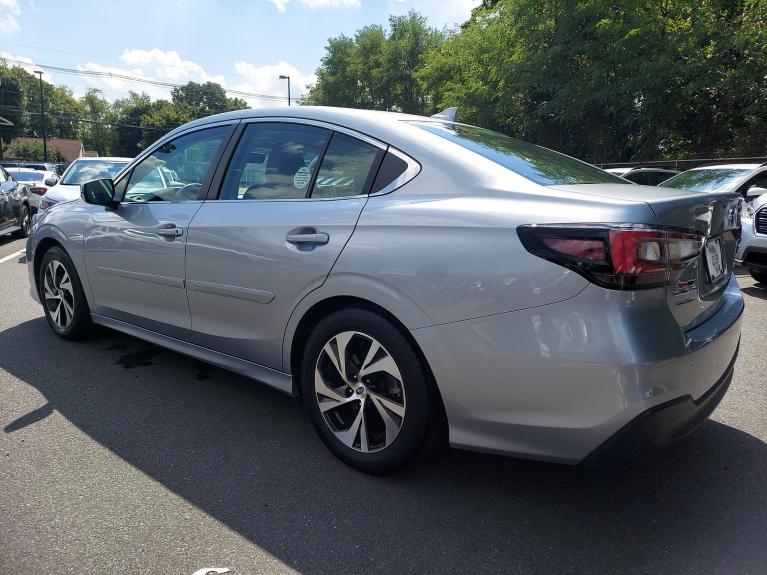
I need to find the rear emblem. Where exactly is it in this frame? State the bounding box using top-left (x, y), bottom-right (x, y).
top-left (674, 278), bottom-right (697, 296)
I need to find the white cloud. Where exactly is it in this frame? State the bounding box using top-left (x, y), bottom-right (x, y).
top-left (0, 0), bottom-right (21, 32)
top-left (0, 52), bottom-right (52, 82)
top-left (390, 0), bottom-right (479, 27)
top-left (72, 49), bottom-right (313, 107)
top-left (232, 60), bottom-right (316, 107)
top-left (267, 0), bottom-right (360, 13)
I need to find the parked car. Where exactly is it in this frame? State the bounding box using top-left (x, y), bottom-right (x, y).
top-left (39, 157), bottom-right (131, 211)
top-left (605, 166), bottom-right (680, 185)
top-left (0, 166), bottom-right (31, 238)
top-left (6, 168), bottom-right (59, 214)
top-left (27, 107), bottom-right (743, 473)
top-left (736, 194), bottom-right (767, 283)
top-left (661, 163), bottom-right (767, 201)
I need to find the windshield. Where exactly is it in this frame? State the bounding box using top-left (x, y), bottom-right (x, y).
top-left (61, 160), bottom-right (129, 185)
top-left (8, 171), bottom-right (44, 182)
top-left (661, 168), bottom-right (751, 193)
top-left (411, 122), bottom-right (627, 186)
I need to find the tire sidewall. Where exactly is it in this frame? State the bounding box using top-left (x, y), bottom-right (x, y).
top-left (301, 308), bottom-right (430, 473)
top-left (39, 247), bottom-right (91, 340)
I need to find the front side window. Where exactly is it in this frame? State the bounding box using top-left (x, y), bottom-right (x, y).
top-left (122, 126), bottom-right (229, 203)
top-left (312, 133), bottom-right (381, 198)
top-left (411, 121), bottom-right (627, 186)
top-left (221, 123), bottom-right (329, 200)
top-left (0, 169), bottom-right (7, 183)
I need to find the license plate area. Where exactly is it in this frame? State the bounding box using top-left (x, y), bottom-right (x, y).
top-left (705, 237), bottom-right (725, 282)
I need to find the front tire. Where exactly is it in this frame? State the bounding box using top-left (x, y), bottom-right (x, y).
top-left (301, 308), bottom-right (442, 474)
top-left (39, 247), bottom-right (93, 340)
top-left (750, 270), bottom-right (767, 284)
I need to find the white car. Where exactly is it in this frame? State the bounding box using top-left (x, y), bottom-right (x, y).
top-left (736, 194), bottom-right (767, 283)
top-left (661, 163), bottom-right (767, 202)
top-left (5, 168), bottom-right (59, 213)
top-left (40, 157), bottom-right (131, 211)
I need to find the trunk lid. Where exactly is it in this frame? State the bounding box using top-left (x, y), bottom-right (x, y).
top-left (552, 184), bottom-right (742, 329)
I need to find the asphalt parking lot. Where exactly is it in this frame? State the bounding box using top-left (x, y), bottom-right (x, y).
top-left (1, 234), bottom-right (766, 575)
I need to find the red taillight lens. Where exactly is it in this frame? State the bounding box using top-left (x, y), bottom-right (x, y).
top-left (30, 187), bottom-right (46, 195)
top-left (518, 225), bottom-right (703, 290)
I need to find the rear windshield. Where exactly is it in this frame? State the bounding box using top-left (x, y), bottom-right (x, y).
top-left (661, 168), bottom-right (751, 193)
top-left (8, 171), bottom-right (44, 181)
top-left (411, 122), bottom-right (627, 186)
top-left (61, 160), bottom-right (129, 185)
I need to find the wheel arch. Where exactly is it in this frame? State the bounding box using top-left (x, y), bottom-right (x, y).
top-left (287, 295), bottom-right (443, 409)
top-left (32, 236), bottom-right (66, 296)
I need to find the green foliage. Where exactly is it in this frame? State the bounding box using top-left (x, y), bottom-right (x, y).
top-left (0, 60), bottom-right (251, 159)
top-left (306, 11), bottom-right (448, 114)
top-left (4, 140), bottom-right (66, 162)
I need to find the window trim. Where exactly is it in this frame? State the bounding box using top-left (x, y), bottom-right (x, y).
top-left (114, 121), bottom-right (238, 204)
top-left (207, 118), bottom-right (391, 202)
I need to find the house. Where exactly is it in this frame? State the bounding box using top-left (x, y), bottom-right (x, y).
top-left (8, 137), bottom-right (97, 161)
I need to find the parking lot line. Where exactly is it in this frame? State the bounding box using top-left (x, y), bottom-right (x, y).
top-left (0, 250), bottom-right (26, 265)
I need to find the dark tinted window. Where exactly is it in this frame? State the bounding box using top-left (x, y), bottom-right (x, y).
top-left (371, 151), bottom-right (409, 194)
top-left (412, 122), bottom-right (627, 186)
top-left (311, 133), bottom-right (381, 198)
top-left (624, 171), bottom-right (652, 185)
top-left (221, 123), bottom-right (329, 200)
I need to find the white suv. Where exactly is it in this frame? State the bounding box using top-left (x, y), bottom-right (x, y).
top-left (736, 194), bottom-right (767, 283)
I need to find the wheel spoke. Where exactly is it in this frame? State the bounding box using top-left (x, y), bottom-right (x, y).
top-left (359, 352), bottom-right (401, 381)
top-left (314, 367), bottom-right (346, 401)
top-left (59, 275), bottom-right (72, 295)
top-left (370, 394), bottom-right (403, 446)
top-left (369, 391), bottom-right (406, 418)
top-left (51, 301), bottom-right (62, 327)
top-left (323, 331), bottom-right (354, 384)
top-left (335, 405), bottom-right (364, 449)
top-left (61, 296), bottom-right (74, 322)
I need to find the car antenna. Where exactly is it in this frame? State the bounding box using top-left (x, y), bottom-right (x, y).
top-left (431, 107), bottom-right (458, 123)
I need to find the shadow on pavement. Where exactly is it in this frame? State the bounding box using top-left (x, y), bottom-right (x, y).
top-left (2, 318), bottom-right (766, 573)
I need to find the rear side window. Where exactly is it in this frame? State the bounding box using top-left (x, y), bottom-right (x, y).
top-left (311, 133), bottom-right (381, 198)
top-left (220, 123), bottom-right (329, 200)
top-left (411, 121), bottom-right (626, 186)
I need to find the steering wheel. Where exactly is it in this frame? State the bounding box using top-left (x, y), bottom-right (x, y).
top-left (170, 183), bottom-right (202, 201)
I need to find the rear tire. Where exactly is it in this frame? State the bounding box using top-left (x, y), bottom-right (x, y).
top-left (12, 204), bottom-right (31, 239)
top-left (39, 246), bottom-right (93, 340)
top-left (750, 270), bottom-right (767, 284)
top-left (301, 308), bottom-right (444, 474)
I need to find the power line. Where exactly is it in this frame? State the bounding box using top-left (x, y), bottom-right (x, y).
top-left (1, 57), bottom-right (289, 102)
top-left (0, 103), bottom-right (179, 132)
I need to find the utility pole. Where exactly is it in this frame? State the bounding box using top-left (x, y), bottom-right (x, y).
top-left (279, 75), bottom-right (291, 106)
top-left (34, 70), bottom-right (48, 162)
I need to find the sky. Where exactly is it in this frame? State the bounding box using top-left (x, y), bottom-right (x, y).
top-left (0, 0), bottom-right (478, 107)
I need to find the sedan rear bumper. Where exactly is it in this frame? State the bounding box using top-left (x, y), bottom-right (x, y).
top-left (584, 343), bottom-right (737, 464)
top-left (411, 274), bottom-right (743, 463)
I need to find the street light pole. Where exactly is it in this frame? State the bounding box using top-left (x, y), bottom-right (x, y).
top-left (34, 70), bottom-right (48, 163)
top-left (279, 75), bottom-right (291, 106)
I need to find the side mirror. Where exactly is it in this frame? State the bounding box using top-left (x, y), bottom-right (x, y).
top-left (746, 186), bottom-right (767, 198)
top-left (81, 178), bottom-right (117, 208)
top-left (44, 176), bottom-right (58, 187)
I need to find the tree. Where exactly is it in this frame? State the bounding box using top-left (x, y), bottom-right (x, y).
top-left (170, 81), bottom-right (248, 120)
top-left (3, 140), bottom-right (66, 162)
top-left (306, 11), bottom-right (448, 114)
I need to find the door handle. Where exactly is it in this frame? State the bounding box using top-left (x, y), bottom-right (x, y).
top-left (157, 227), bottom-right (183, 237)
top-left (286, 232), bottom-right (329, 245)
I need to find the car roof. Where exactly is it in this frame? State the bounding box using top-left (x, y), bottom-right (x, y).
top-left (689, 163), bottom-right (762, 170)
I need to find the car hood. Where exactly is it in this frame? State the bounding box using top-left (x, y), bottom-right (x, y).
top-left (43, 183), bottom-right (80, 203)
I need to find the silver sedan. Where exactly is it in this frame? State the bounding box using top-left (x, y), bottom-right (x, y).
top-left (26, 107), bottom-right (743, 473)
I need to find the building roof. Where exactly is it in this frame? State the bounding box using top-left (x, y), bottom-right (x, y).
top-left (10, 137), bottom-right (85, 162)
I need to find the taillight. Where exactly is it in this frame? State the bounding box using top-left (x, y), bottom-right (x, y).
top-left (30, 187), bottom-right (47, 195)
top-left (518, 225), bottom-right (703, 290)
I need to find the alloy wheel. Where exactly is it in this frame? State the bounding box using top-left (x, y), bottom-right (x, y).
top-left (43, 260), bottom-right (75, 329)
top-left (314, 331), bottom-right (406, 453)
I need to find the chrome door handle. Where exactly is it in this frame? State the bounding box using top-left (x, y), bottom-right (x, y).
top-left (286, 232), bottom-right (329, 245)
top-left (157, 227), bottom-right (183, 237)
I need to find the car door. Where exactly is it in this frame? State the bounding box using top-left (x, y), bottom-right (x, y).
top-left (185, 120), bottom-right (385, 370)
top-left (83, 123), bottom-right (234, 335)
